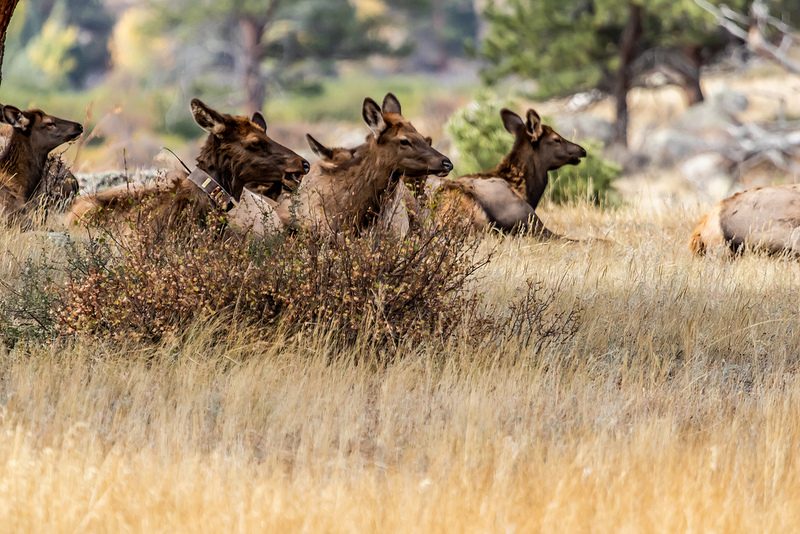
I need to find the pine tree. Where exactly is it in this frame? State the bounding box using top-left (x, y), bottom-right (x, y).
top-left (480, 0), bottom-right (798, 145)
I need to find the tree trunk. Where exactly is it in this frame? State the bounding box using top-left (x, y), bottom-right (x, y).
top-left (0, 0), bottom-right (20, 86)
top-left (613, 2), bottom-right (643, 147)
top-left (430, 0), bottom-right (448, 71)
top-left (680, 46), bottom-right (705, 106)
top-left (239, 17), bottom-right (267, 115)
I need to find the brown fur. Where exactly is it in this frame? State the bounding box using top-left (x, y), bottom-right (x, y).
top-left (67, 99), bottom-right (308, 230)
top-left (287, 93), bottom-right (452, 233)
top-left (690, 185), bottom-right (800, 257)
top-left (0, 105), bottom-right (82, 222)
top-left (431, 109), bottom-right (586, 237)
top-left (435, 182), bottom-right (492, 230)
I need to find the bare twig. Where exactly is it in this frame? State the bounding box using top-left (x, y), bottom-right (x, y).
top-left (695, 0), bottom-right (800, 74)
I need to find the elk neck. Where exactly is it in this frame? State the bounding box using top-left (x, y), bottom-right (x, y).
top-left (194, 135), bottom-right (243, 201)
top-left (337, 139), bottom-right (396, 205)
top-left (490, 138), bottom-right (549, 211)
top-left (0, 128), bottom-right (45, 199)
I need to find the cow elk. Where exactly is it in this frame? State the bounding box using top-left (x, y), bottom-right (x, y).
top-left (690, 184), bottom-right (800, 257)
top-left (68, 99), bottom-right (308, 232)
top-left (0, 104), bottom-right (83, 223)
top-left (287, 93), bottom-right (452, 233)
top-left (433, 108), bottom-right (586, 236)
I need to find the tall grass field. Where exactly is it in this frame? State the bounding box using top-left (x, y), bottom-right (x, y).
top-left (0, 202), bottom-right (799, 532)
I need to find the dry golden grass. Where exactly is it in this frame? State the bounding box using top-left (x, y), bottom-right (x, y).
top-left (1, 202), bottom-right (800, 532)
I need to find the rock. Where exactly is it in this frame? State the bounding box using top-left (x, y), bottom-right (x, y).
top-left (76, 169), bottom-right (161, 193)
top-left (643, 92), bottom-right (749, 166)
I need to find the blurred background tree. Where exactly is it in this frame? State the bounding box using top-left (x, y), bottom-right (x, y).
top-left (146, 0), bottom-right (392, 114)
top-left (11, 0), bottom-right (113, 88)
top-left (384, 0), bottom-right (479, 71)
top-left (480, 0), bottom-right (800, 146)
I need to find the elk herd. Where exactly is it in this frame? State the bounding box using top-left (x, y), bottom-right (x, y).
top-left (1, 93), bottom-right (799, 257)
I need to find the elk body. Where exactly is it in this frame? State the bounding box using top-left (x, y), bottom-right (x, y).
top-left (67, 99), bottom-right (308, 232)
top-left (432, 109), bottom-right (586, 236)
top-left (0, 104), bottom-right (83, 222)
top-left (690, 184), bottom-right (800, 257)
top-left (287, 93), bottom-right (452, 234)
top-left (304, 133), bottom-right (422, 236)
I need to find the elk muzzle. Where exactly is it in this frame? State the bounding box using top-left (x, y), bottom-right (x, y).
top-left (568, 144), bottom-right (587, 165)
top-left (281, 156), bottom-right (311, 192)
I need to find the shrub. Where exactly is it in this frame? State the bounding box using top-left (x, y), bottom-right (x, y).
top-left (53, 214), bottom-right (492, 347)
top-left (0, 256), bottom-right (59, 345)
top-left (446, 91), bottom-right (517, 175)
top-left (546, 140), bottom-right (622, 206)
top-left (0, 210), bottom-right (583, 353)
top-left (446, 92), bottom-right (620, 205)
top-left (504, 280), bottom-right (581, 352)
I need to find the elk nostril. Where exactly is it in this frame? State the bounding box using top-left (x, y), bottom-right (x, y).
top-left (442, 159), bottom-right (453, 172)
top-left (580, 148), bottom-right (587, 157)
top-left (302, 160), bottom-right (310, 174)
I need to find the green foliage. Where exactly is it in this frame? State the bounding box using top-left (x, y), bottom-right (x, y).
top-left (446, 93), bottom-right (620, 205)
top-left (9, 0), bottom-right (113, 88)
top-left (446, 92), bottom-right (516, 175)
top-left (547, 140), bottom-right (621, 206)
top-left (24, 15), bottom-right (78, 87)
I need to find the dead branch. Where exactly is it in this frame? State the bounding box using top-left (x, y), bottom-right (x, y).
top-left (695, 0), bottom-right (800, 74)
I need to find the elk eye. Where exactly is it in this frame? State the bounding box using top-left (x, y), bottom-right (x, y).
top-left (400, 139), bottom-right (412, 147)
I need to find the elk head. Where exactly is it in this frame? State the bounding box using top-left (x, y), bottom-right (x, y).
top-left (362, 93), bottom-right (453, 179)
top-left (305, 134), bottom-right (362, 168)
top-left (500, 108), bottom-right (587, 209)
top-left (2, 105), bottom-right (83, 154)
top-left (191, 98), bottom-right (309, 201)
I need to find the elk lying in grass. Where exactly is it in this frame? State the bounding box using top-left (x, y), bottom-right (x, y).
top-left (690, 184), bottom-right (800, 257)
top-left (0, 104), bottom-right (83, 223)
top-left (68, 99), bottom-right (308, 232)
top-left (226, 134), bottom-right (368, 236)
top-left (304, 133), bottom-right (423, 236)
top-left (432, 109), bottom-right (586, 237)
top-left (287, 93), bottom-right (452, 233)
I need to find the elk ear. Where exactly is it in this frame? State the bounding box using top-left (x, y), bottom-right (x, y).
top-left (306, 134), bottom-right (334, 160)
top-left (362, 97), bottom-right (387, 136)
top-left (251, 112), bottom-right (267, 133)
top-left (382, 93), bottom-right (402, 115)
top-left (526, 109), bottom-right (544, 141)
top-left (3, 105), bottom-right (31, 132)
top-left (500, 109), bottom-right (525, 136)
top-left (191, 98), bottom-right (227, 136)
